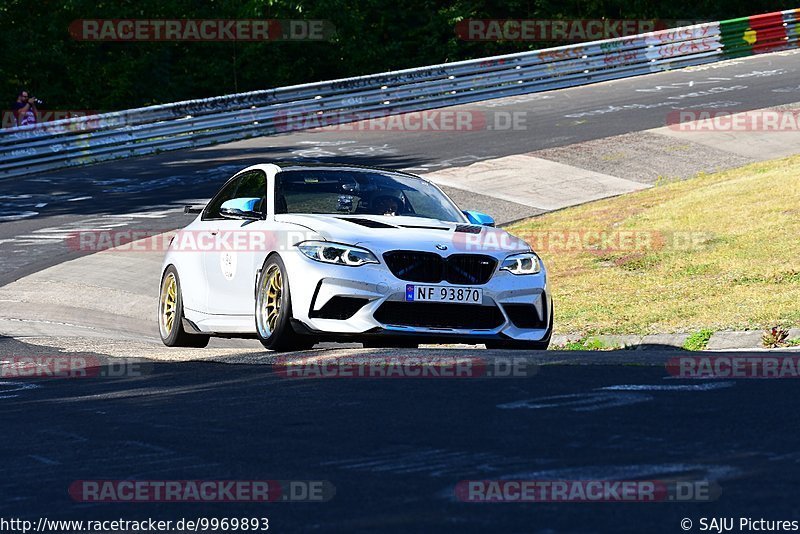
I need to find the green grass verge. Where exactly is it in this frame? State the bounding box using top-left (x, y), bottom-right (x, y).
top-left (554, 337), bottom-right (621, 351)
top-left (683, 329), bottom-right (714, 351)
top-left (506, 156), bottom-right (800, 335)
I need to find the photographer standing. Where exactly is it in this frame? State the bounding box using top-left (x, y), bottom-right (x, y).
top-left (12, 90), bottom-right (39, 127)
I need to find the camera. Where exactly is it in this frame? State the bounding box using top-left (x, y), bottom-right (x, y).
top-left (29, 97), bottom-right (43, 105)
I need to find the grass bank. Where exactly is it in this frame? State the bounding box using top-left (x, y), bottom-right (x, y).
top-left (506, 155), bottom-right (800, 335)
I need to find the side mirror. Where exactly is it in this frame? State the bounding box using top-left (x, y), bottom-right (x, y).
top-left (220, 197), bottom-right (263, 220)
top-left (462, 210), bottom-right (495, 227)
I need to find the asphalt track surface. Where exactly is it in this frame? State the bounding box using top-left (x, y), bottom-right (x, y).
top-left (3, 341), bottom-right (800, 533)
top-left (3, 51), bottom-right (800, 533)
top-left (2, 50), bottom-right (800, 285)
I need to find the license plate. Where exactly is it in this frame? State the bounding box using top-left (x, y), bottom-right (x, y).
top-left (405, 284), bottom-right (483, 304)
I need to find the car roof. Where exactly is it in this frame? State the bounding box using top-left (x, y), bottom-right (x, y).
top-left (273, 162), bottom-right (424, 179)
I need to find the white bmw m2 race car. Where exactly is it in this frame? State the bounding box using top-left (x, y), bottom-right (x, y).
top-left (158, 164), bottom-right (552, 351)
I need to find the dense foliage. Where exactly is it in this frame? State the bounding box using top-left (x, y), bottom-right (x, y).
top-left (1, 0), bottom-right (796, 111)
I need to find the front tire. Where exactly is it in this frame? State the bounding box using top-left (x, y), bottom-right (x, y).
top-left (159, 266), bottom-right (211, 348)
top-left (255, 255), bottom-right (317, 351)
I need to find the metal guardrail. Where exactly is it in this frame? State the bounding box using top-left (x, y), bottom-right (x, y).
top-left (1, 8), bottom-right (797, 178)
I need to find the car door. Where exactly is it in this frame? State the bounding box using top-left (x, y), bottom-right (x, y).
top-left (202, 170), bottom-right (269, 315)
top-left (173, 175), bottom-right (239, 314)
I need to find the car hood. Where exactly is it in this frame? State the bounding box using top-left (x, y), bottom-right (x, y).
top-left (275, 214), bottom-right (531, 257)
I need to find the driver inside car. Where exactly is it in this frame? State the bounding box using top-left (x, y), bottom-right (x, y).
top-left (371, 193), bottom-right (406, 215)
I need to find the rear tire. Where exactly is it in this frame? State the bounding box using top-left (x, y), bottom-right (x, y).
top-left (158, 266), bottom-right (211, 348)
top-left (255, 255), bottom-right (317, 352)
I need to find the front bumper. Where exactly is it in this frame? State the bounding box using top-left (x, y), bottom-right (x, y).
top-left (282, 250), bottom-right (551, 342)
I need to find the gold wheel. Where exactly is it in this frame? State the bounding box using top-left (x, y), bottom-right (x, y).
top-left (159, 272), bottom-right (178, 338)
top-left (257, 264), bottom-right (283, 338)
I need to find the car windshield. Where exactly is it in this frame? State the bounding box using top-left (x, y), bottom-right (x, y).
top-left (275, 169), bottom-right (467, 222)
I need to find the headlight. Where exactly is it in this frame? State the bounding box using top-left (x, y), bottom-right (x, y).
top-left (297, 241), bottom-right (379, 266)
top-left (500, 252), bottom-right (541, 275)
